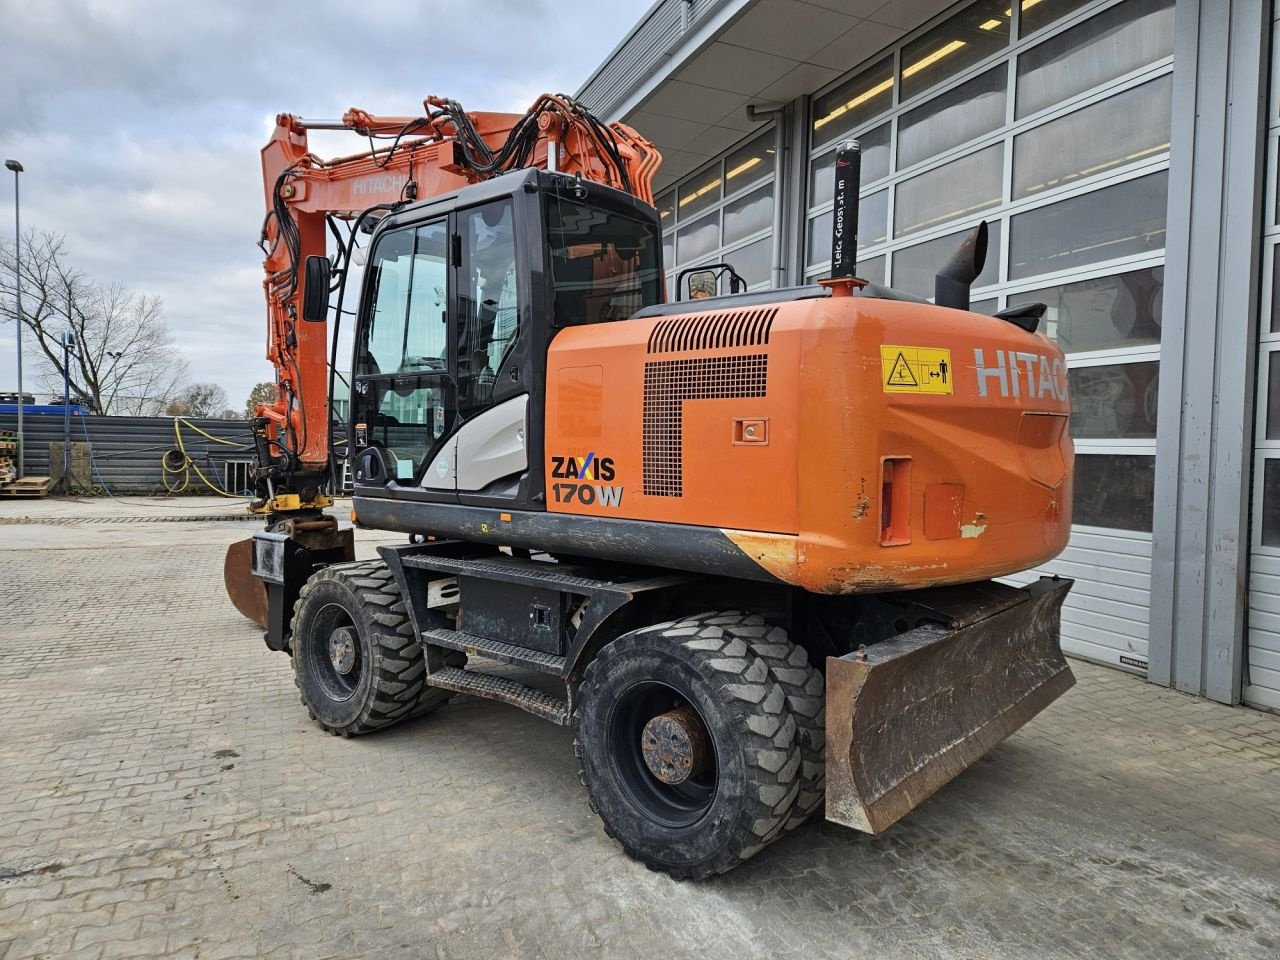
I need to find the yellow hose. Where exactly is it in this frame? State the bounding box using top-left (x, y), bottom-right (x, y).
top-left (160, 418), bottom-right (246, 498)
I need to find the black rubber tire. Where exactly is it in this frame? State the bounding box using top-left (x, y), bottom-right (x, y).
top-left (713, 612), bottom-right (826, 830)
top-left (290, 560), bottom-right (456, 736)
top-left (573, 612), bottom-right (802, 880)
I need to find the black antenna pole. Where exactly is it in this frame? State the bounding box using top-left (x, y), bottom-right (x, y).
top-left (830, 140), bottom-right (861, 281)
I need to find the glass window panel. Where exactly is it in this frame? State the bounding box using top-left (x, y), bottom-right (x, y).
top-left (1263, 460), bottom-right (1280, 546)
top-left (1268, 352), bottom-right (1280, 440)
top-left (675, 212), bottom-right (719, 266)
top-left (812, 57), bottom-right (894, 148)
top-left (1073, 454), bottom-right (1154, 532)
top-left (1020, 0), bottom-right (1094, 37)
top-left (858, 189), bottom-right (889, 250)
top-left (894, 144), bottom-right (1004, 238)
top-left (725, 133), bottom-right (774, 194)
top-left (1016, 0), bottom-right (1175, 119)
top-left (1069, 361), bottom-right (1159, 439)
top-left (678, 164), bottom-right (722, 221)
top-left (655, 190), bottom-right (676, 230)
top-left (723, 184), bottom-right (774, 246)
top-left (970, 298), bottom-right (998, 315)
top-left (900, 0), bottom-right (1009, 102)
top-left (457, 200), bottom-right (523, 409)
top-left (726, 237), bottom-right (773, 288)
top-left (809, 124), bottom-right (891, 208)
top-left (1273, 245), bottom-right (1280, 333)
top-left (360, 227), bottom-right (416, 377)
top-left (892, 221), bottom-right (1002, 298)
top-left (354, 219), bottom-right (452, 476)
top-left (1008, 171), bottom-right (1168, 280)
top-left (662, 233), bottom-right (674, 273)
top-left (806, 190), bottom-right (889, 266)
top-left (1008, 267), bottom-right (1163, 353)
top-left (806, 214), bottom-right (831, 267)
top-left (809, 254), bottom-right (886, 287)
top-left (898, 66), bottom-right (1007, 170)
top-left (1014, 76), bottom-right (1172, 199)
top-left (858, 256), bottom-right (887, 286)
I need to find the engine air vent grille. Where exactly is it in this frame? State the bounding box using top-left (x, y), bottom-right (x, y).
top-left (642, 355), bottom-right (768, 497)
top-left (647, 308), bottom-right (777, 354)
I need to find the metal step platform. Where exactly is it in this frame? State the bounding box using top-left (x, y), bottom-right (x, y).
top-left (426, 667), bottom-right (569, 725)
top-left (421, 626), bottom-right (567, 675)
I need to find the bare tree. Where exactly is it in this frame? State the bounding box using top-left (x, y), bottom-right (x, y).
top-left (167, 382), bottom-right (228, 418)
top-left (0, 230), bottom-right (190, 415)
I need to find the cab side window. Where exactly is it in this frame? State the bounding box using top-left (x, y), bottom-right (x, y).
top-left (358, 223), bottom-right (448, 377)
top-left (456, 199), bottom-right (521, 413)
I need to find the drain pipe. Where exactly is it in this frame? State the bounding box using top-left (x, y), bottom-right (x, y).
top-left (746, 102), bottom-right (787, 289)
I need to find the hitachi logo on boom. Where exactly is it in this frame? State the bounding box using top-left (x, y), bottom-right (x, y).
top-left (973, 348), bottom-right (1069, 401)
top-left (351, 174), bottom-right (408, 197)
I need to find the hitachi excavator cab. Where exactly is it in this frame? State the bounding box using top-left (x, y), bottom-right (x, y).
top-left (347, 168), bottom-right (662, 513)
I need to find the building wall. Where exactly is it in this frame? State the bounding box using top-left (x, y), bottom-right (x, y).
top-left (1247, 4), bottom-right (1280, 711)
top-left (652, 0), bottom-right (1175, 675)
top-left (657, 127), bottom-right (781, 298)
top-left (1149, 0), bottom-right (1271, 704)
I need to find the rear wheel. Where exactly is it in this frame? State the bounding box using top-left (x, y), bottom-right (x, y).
top-left (573, 612), bottom-right (802, 879)
top-left (722, 613), bottom-right (826, 830)
top-left (290, 560), bottom-right (457, 736)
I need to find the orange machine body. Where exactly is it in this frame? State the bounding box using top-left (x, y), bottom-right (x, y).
top-left (545, 295), bottom-right (1072, 594)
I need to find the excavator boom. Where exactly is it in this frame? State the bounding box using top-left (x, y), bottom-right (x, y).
top-left (251, 94), bottom-right (659, 513)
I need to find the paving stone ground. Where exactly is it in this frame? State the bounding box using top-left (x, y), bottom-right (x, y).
top-left (1, 496), bottom-right (1279, 960)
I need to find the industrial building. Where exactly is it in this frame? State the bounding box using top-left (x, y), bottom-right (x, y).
top-left (576, 0), bottom-right (1280, 710)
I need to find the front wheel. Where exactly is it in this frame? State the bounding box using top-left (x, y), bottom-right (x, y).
top-left (290, 560), bottom-right (455, 736)
top-left (573, 612), bottom-right (802, 879)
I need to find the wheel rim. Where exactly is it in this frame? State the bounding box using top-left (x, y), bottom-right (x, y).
top-left (607, 681), bottom-right (718, 828)
top-left (305, 603), bottom-right (363, 701)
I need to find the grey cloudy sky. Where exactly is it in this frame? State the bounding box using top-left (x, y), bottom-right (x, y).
top-left (0, 0), bottom-right (647, 411)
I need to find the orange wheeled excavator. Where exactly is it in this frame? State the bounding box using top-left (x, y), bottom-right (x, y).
top-left (224, 93), bottom-right (1075, 878)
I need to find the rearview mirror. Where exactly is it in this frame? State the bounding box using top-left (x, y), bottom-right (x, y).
top-left (686, 269), bottom-right (718, 300)
top-left (301, 255), bottom-right (331, 323)
top-left (676, 263), bottom-right (747, 301)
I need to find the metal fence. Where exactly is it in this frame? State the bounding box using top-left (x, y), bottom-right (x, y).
top-left (0, 414), bottom-right (256, 495)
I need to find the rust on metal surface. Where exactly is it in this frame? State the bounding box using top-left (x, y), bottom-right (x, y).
top-left (824, 576), bottom-right (1075, 834)
top-left (641, 705), bottom-right (711, 784)
top-left (224, 538), bottom-right (269, 628)
top-left (329, 626), bottom-right (357, 675)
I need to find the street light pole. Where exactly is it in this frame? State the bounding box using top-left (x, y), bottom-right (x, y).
top-left (5, 159), bottom-right (24, 480)
top-left (60, 331), bottom-right (74, 493)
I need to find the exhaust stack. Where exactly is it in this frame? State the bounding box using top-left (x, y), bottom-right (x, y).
top-left (934, 221), bottom-right (988, 311)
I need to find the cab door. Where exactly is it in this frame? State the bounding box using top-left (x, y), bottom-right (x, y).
top-left (447, 197), bottom-right (529, 499)
top-left (350, 217), bottom-right (456, 494)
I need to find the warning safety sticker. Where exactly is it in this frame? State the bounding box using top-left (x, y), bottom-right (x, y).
top-left (880, 344), bottom-right (953, 395)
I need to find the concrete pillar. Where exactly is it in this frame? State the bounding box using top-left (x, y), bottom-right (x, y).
top-left (1149, 0), bottom-right (1272, 702)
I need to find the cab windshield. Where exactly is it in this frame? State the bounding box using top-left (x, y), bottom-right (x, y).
top-left (546, 197), bottom-right (661, 326)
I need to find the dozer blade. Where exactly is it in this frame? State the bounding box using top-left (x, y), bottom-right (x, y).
top-left (825, 576), bottom-right (1074, 834)
top-left (224, 537), bottom-right (269, 628)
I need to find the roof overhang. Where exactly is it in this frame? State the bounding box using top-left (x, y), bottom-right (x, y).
top-left (578, 0), bottom-right (957, 189)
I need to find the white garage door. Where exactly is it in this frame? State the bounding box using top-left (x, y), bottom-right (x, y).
top-left (1244, 4), bottom-right (1280, 712)
top-left (1003, 526), bottom-right (1152, 674)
